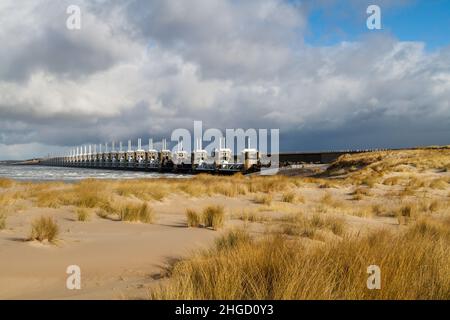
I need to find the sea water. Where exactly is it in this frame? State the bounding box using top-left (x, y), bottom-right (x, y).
top-left (0, 164), bottom-right (187, 182)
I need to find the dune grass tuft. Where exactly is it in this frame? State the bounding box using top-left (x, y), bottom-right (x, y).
top-left (202, 205), bottom-right (225, 230)
top-left (253, 194), bottom-right (273, 206)
top-left (234, 208), bottom-right (269, 223)
top-left (35, 191), bottom-right (63, 208)
top-left (76, 208), bottom-right (90, 222)
top-left (396, 203), bottom-right (418, 225)
top-left (0, 178), bottom-right (14, 189)
top-left (119, 202), bottom-right (155, 223)
top-left (29, 216), bottom-right (59, 243)
top-left (320, 192), bottom-right (343, 208)
top-left (281, 192), bottom-right (297, 203)
top-left (215, 229), bottom-right (251, 251)
top-left (0, 212), bottom-right (6, 230)
top-left (186, 209), bottom-right (201, 227)
top-left (351, 187), bottom-right (372, 200)
top-left (274, 212), bottom-right (345, 239)
top-left (429, 178), bottom-right (448, 190)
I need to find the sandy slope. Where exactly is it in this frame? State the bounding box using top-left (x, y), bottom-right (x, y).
top-left (0, 195), bottom-right (245, 299)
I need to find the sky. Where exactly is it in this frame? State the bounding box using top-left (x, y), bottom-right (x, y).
top-left (0, 0), bottom-right (449, 160)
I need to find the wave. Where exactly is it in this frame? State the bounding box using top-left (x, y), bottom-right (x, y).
top-left (0, 165), bottom-right (188, 182)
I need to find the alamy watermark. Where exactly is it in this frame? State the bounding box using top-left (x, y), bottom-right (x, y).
top-left (367, 5), bottom-right (382, 30)
top-left (66, 265), bottom-right (81, 290)
top-left (171, 121), bottom-right (280, 175)
top-left (66, 5), bottom-right (81, 30)
top-left (367, 265), bottom-right (381, 290)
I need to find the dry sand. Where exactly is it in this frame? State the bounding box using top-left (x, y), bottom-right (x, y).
top-left (0, 195), bottom-right (243, 299)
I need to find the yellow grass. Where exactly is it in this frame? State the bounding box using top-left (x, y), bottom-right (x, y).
top-left (151, 218), bottom-right (450, 299)
top-left (273, 211), bottom-right (345, 239)
top-left (253, 194), bottom-right (273, 206)
top-left (351, 187), bottom-right (372, 200)
top-left (76, 208), bottom-right (90, 222)
top-left (396, 203), bottom-right (419, 225)
top-left (116, 181), bottom-right (168, 201)
top-left (280, 222), bottom-right (317, 239)
top-left (0, 211), bottom-right (6, 230)
top-left (429, 178), bottom-right (449, 190)
top-left (28, 216), bottom-right (59, 243)
top-left (27, 180), bottom-right (114, 211)
top-left (119, 202), bottom-right (155, 223)
top-left (383, 176), bottom-right (401, 186)
top-left (232, 208), bottom-right (270, 223)
top-left (320, 192), bottom-right (343, 208)
top-left (310, 213), bottom-right (345, 236)
top-left (281, 191), bottom-right (297, 203)
top-left (407, 176), bottom-right (427, 189)
top-left (72, 182), bottom-right (113, 209)
top-left (186, 209), bottom-right (201, 227)
top-left (215, 229), bottom-right (252, 251)
top-left (328, 148), bottom-right (450, 188)
top-left (35, 190), bottom-right (63, 208)
top-left (0, 191), bottom-right (18, 206)
top-left (202, 205), bottom-right (225, 230)
top-left (429, 200), bottom-right (441, 213)
top-left (0, 178), bottom-right (14, 189)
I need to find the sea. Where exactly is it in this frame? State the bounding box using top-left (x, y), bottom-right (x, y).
top-left (0, 164), bottom-right (187, 182)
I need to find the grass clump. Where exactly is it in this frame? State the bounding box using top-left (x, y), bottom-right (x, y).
top-left (351, 187), bottom-right (371, 200)
top-left (202, 205), bottom-right (225, 230)
top-left (29, 216), bottom-right (59, 243)
top-left (320, 193), bottom-right (343, 208)
top-left (119, 202), bottom-right (155, 224)
top-left (281, 223), bottom-right (316, 239)
top-left (76, 208), bottom-right (90, 222)
top-left (281, 192), bottom-right (297, 203)
top-left (0, 192), bottom-right (17, 206)
top-left (235, 209), bottom-right (269, 223)
top-left (35, 191), bottom-right (62, 208)
top-left (429, 178), bottom-right (449, 190)
top-left (215, 229), bottom-right (251, 251)
top-left (382, 176), bottom-right (401, 186)
top-left (310, 214), bottom-right (345, 236)
top-left (115, 180), bottom-right (168, 201)
top-left (0, 178), bottom-right (14, 189)
top-left (396, 203), bottom-right (418, 225)
top-left (318, 181), bottom-right (334, 188)
top-left (429, 200), bottom-right (441, 213)
top-left (276, 213), bottom-right (345, 238)
top-left (326, 216), bottom-right (345, 236)
top-left (72, 183), bottom-right (111, 208)
top-left (0, 212), bottom-right (6, 230)
top-left (253, 194), bottom-right (273, 206)
top-left (186, 209), bottom-right (201, 227)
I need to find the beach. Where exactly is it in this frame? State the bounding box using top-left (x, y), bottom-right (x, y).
top-left (1, 148), bottom-right (449, 299)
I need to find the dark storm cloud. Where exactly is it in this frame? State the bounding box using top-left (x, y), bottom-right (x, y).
top-left (0, 0), bottom-right (139, 82)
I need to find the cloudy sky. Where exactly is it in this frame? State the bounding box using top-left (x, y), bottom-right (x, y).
top-left (0, 0), bottom-right (449, 159)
